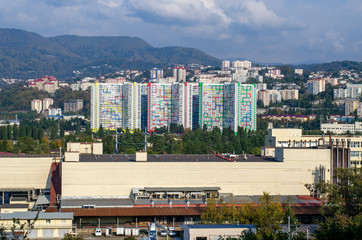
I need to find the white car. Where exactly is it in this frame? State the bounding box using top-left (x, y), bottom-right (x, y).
top-left (168, 227), bottom-right (176, 236)
top-left (95, 228), bottom-right (102, 237)
top-left (160, 229), bottom-right (168, 237)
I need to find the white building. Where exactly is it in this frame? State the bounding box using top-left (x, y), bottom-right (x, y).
top-left (31, 99), bottom-right (42, 113)
top-left (295, 69), bottom-right (303, 75)
top-left (221, 60), bottom-right (230, 69)
top-left (42, 98), bottom-right (53, 112)
top-left (173, 66), bottom-right (186, 82)
top-left (334, 83), bottom-right (362, 99)
top-left (321, 122), bottom-right (362, 134)
top-left (307, 78), bottom-right (325, 95)
top-left (232, 60), bottom-right (251, 69)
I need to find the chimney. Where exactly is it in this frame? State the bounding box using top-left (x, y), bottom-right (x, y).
top-left (136, 152), bottom-right (147, 162)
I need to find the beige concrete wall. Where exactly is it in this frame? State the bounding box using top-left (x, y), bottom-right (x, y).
top-left (0, 157), bottom-right (54, 190)
top-left (0, 207), bottom-right (28, 213)
top-left (61, 148), bottom-right (331, 197)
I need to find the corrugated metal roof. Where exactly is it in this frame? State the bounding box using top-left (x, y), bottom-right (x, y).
top-left (61, 207), bottom-right (204, 217)
top-left (61, 198), bottom-right (134, 208)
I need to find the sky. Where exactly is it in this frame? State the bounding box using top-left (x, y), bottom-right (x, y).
top-left (0, 0), bottom-right (361, 64)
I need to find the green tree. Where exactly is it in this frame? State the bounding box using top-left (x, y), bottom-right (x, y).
top-left (15, 136), bottom-right (38, 154)
top-left (102, 135), bottom-right (115, 154)
top-left (252, 193), bottom-right (284, 239)
top-left (315, 167), bottom-right (362, 239)
top-left (98, 125), bottom-right (105, 139)
top-left (12, 124), bottom-right (19, 140)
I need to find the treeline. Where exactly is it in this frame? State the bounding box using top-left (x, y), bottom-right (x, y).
top-left (0, 117), bottom-right (90, 154)
top-left (201, 193), bottom-right (303, 240)
top-left (0, 84), bottom-right (90, 117)
top-left (201, 168), bottom-right (362, 240)
top-left (98, 125), bottom-right (267, 155)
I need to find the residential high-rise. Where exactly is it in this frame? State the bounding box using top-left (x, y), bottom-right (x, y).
top-left (150, 68), bottom-right (163, 80)
top-left (173, 66), bottom-right (186, 82)
top-left (199, 83), bottom-right (256, 132)
top-left (31, 99), bottom-right (42, 113)
top-left (222, 60), bottom-right (230, 69)
top-left (42, 98), bottom-right (53, 112)
top-left (64, 99), bottom-right (83, 113)
top-left (91, 82), bottom-right (256, 133)
top-left (91, 83), bottom-right (141, 131)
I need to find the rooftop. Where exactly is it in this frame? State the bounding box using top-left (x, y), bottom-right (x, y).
top-left (0, 212), bottom-right (73, 220)
top-left (78, 154), bottom-right (275, 163)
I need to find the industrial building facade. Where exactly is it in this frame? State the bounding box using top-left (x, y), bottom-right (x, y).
top-left (91, 82), bottom-right (256, 132)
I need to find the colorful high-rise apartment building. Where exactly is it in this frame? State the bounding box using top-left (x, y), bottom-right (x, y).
top-left (199, 83), bottom-right (256, 133)
top-left (91, 82), bottom-right (256, 133)
top-left (91, 83), bottom-right (141, 131)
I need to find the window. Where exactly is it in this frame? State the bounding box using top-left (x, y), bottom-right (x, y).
top-left (351, 151), bottom-right (359, 157)
top-left (46, 220), bottom-right (51, 224)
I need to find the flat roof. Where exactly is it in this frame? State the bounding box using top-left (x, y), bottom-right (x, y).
top-left (79, 154), bottom-right (275, 163)
top-left (0, 212), bottom-right (73, 220)
top-left (0, 204), bottom-right (28, 209)
top-left (61, 198), bottom-right (134, 208)
top-left (144, 187), bottom-right (220, 192)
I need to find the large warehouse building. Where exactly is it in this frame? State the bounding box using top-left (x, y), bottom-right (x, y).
top-left (0, 141), bottom-right (350, 227)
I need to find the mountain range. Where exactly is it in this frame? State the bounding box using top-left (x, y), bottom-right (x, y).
top-left (0, 28), bottom-right (221, 79)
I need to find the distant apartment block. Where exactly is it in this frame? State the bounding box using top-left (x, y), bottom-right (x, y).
top-left (150, 68), bottom-right (163, 80)
top-left (45, 108), bottom-right (62, 117)
top-left (265, 69), bottom-right (282, 79)
top-left (258, 89), bottom-right (298, 106)
top-left (295, 69), bottom-right (303, 75)
top-left (232, 60), bottom-right (251, 69)
top-left (28, 76), bottom-right (59, 93)
top-left (334, 83), bottom-right (362, 99)
top-left (31, 99), bottom-right (42, 113)
top-left (42, 98), bottom-right (53, 112)
top-left (307, 78), bottom-right (325, 95)
top-left (91, 82), bottom-right (257, 133)
top-left (64, 99), bottom-right (84, 113)
top-left (344, 99), bottom-right (358, 115)
top-left (222, 60), bottom-right (230, 69)
top-left (71, 82), bottom-right (92, 91)
top-left (357, 102), bottom-right (362, 118)
top-left (173, 66), bottom-right (186, 82)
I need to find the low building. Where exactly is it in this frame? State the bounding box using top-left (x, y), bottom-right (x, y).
top-left (0, 204), bottom-right (29, 213)
top-left (183, 224), bottom-right (256, 240)
top-left (0, 212), bottom-right (73, 239)
top-left (265, 127), bottom-right (362, 166)
top-left (320, 122), bottom-right (362, 134)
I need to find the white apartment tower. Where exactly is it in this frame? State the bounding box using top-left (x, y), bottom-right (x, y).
top-left (42, 98), bottom-right (53, 112)
top-left (173, 66), bottom-right (186, 82)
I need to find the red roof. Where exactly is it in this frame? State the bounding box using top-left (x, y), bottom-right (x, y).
top-left (61, 207), bottom-right (204, 217)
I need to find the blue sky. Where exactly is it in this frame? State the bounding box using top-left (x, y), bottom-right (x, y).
top-left (0, 0), bottom-right (361, 64)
